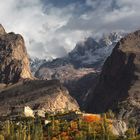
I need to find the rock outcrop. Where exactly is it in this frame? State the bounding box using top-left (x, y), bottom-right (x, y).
top-left (0, 24), bottom-right (32, 84)
top-left (86, 30), bottom-right (140, 125)
top-left (0, 24), bottom-right (79, 115)
top-left (111, 120), bottom-right (127, 136)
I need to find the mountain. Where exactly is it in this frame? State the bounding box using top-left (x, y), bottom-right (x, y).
top-left (0, 80), bottom-right (79, 115)
top-left (99, 32), bottom-right (123, 47)
top-left (0, 24), bottom-right (79, 115)
top-left (68, 32), bottom-right (124, 69)
top-left (0, 24), bottom-right (33, 84)
top-left (86, 30), bottom-right (140, 126)
top-left (30, 57), bottom-right (47, 75)
top-left (35, 32), bottom-right (123, 108)
top-left (35, 32), bottom-right (124, 71)
top-left (68, 37), bottom-right (103, 68)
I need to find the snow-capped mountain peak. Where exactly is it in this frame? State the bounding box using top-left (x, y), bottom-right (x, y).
top-left (99, 32), bottom-right (124, 47)
top-left (31, 31), bottom-right (125, 74)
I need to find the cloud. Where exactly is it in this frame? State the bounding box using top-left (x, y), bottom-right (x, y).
top-left (61, 0), bottom-right (140, 34)
top-left (0, 0), bottom-right (82, 59)
top-left (0, 0), bottom-right (140, 59)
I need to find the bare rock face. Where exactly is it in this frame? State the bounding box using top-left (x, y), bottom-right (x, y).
top-left (0, 25), bottom-right (79, 115)
top-left (86, 30), bottom-right (140, 125)
top-left (0, 24), bottom-right (32, 84)
top-left (0, 80), bottom-right (79, 115)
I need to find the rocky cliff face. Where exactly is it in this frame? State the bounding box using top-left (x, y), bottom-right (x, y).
top-left (86, 30), bottom-right (140, 125)
top-left (0, 24), bottom-right (79, 115)
top-left (0, 24), bottom-right (32, 84)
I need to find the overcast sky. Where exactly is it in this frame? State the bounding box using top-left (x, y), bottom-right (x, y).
top-left (0, 0), bottom-right (140, 59)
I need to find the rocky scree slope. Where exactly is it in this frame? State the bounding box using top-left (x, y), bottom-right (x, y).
top-left (86, 30), bottom-right (140, 126)
top-left (0, 24), bottom-right (79, 115)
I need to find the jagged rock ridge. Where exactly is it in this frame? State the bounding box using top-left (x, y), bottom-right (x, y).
top-left (0, 24), bottom-right (32, 84)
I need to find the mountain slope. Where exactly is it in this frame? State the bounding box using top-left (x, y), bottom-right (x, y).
top-left (0, 24), bottom-right (79, 115)
top-left (0, 24), bottom-right (33, 84)
top-left (0, 80), bottom-right (79, 115)
top-left (35, 32), bottom-right (123, 108)
top-left (86, 30), bottom-right (140, 125)
top-left (30, 57), bottom-right (47, 75)
top-left (35, 32), bottom-right (124, 72)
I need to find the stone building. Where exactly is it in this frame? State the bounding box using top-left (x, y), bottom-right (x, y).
top-left (10, 105), bottom-right (34, 118)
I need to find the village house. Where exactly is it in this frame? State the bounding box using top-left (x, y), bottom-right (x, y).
top-left (9, 105), bottom-right (34, 119)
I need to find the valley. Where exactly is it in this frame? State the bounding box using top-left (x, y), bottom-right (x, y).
top-left (0, 24), bottom-right (139, 139)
